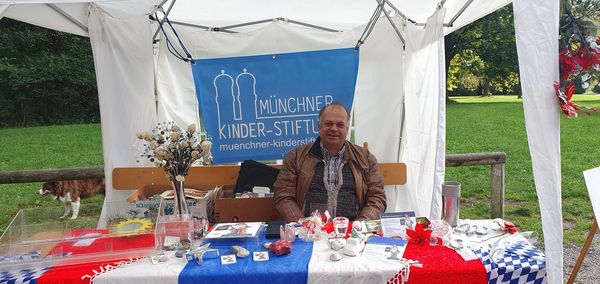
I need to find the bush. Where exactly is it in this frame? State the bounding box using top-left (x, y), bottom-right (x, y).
top-left (0, 19), bottom-right (98, 127)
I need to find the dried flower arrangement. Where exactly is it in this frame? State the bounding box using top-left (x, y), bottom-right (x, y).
top-left (136, 121), bottom-right (212, 181)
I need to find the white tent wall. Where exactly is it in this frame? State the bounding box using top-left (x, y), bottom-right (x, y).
top-left (0, 1), bottom-right (565, 282)
top-left (156, 17), bottom-right (433, 214)
top-left (513, 0), bottom-right (562, 282)
top-left (352, 18), bottom-right (405, 210)
top-left (87, 3), bottom-right (157, 223)
top-left (399, 8), bottom-right (446, 219)
top-left (155, 35), bottom-right (199, 131)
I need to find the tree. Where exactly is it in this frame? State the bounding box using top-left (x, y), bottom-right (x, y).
top-left (445, 5), bottom-right (520, 97)
top-left (0, 19), bottom-right (98, 127)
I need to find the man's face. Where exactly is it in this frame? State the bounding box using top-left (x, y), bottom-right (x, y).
top-left (318, 105), bottom-right (349, 152)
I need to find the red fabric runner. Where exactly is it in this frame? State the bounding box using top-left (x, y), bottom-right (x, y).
top-left (389, 243), bottom-right (487, 284)
top-left (322, 222), bottom-right (487, 284)
top-left (38, 229), bottom-right (155, 284)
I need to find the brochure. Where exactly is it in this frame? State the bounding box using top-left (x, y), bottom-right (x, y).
top-left (362, 236), bottom-right (408, 261)
top-left (380, 211), bottom-right (416, 238)
top-left (204, 222), bottom-right (263, 239)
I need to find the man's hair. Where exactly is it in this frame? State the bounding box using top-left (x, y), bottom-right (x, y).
top-left (318, 102), bottom-right (351, 124)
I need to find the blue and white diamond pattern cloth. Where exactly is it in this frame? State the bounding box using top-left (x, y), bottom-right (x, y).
top-left (0, 266), bottom-right (50, 284)
top-left (472, 242), bottom-right (546, 284)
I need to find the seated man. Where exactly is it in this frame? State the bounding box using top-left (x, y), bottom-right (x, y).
top-left (274, 102), bottom-right (386, 222)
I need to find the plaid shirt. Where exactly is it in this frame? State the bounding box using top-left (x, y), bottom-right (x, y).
top-left (320, 143), bottom-right (346, 190)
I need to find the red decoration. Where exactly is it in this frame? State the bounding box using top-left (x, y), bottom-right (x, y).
top-left (321, 221), bottom-right (353, 238)
top-left (503, 221), bottom-right (518, 234)
top-left (559, 49), bottom-right (579, 81)
top-left (555, 7), bottom-right (599, 117)
top-left (554, 81), bottom-right (597, 117)
top-left (405, 224), bottom-right (432, 245)
top-left (269, 240), bottom-right (292, 256)
top-left (555, 81), bottom-right (579, 117)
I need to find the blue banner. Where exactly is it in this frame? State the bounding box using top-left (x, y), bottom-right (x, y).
top-left (191, 48), bottom-right (359, 163)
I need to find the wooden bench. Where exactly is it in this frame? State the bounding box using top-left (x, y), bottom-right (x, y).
top-left (113, 162), bottom-right (406, 222)
top-left (112, 163), bottom-right (407, 190)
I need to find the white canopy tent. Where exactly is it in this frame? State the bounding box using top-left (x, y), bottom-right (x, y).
top-left (0, 0), bottom-right (562, 282)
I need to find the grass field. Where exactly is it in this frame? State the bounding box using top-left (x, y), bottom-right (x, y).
top-left (447, 94), bottom-right (600, 245)
top-left (0, 124), bottom-right (105, 236)
top-left (0, 95), bottom-right (599, 245)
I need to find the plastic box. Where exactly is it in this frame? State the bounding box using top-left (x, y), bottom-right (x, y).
top-left (0, 202), bottom-right (159, 271)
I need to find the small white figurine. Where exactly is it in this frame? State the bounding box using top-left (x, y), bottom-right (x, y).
top-left (329, 238), bottom-right (346, 251)
top-left (342, 237), bottom-right (365, 256)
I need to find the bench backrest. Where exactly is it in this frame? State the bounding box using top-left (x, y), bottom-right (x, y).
top-left (112, 163), bottom-right (407, 189)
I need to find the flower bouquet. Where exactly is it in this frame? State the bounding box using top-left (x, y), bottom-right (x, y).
top-left (136, 121), bottom-right (211, 216)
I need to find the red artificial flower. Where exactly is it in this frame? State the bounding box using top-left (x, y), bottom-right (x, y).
top-left (554, 81), bottom-right (579, 117)
top-left (405, 223), bottom-right (432, 245)
top-left (560, 49), bottom-right (579, 81)
top-left (503, 221), bottom-right (518, 234)
top-left (573, 48), bottom-right (600, 70)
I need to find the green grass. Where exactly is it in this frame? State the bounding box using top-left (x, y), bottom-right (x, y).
top-left (447, 94), bottom-right (600, 245)
top-left (0, 124), bottom-right (105, 237)
top-left (0, 96), bottom-right (599, 246)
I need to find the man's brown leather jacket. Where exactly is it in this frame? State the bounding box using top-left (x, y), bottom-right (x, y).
top-left (274, 138), bottom-right (386, 222)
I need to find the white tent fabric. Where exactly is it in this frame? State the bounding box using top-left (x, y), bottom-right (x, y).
top-left (0, 0), bottom-right (158, 36)
top-left (0, 0), bottom-right (565, 282)
top-left (87, 3), bottom-right (157, 223)
top-left (155, 17), bottom-right (420, 212)
top-left (162, 0), bottom-right (511, 35)
top-left (513, 0), bottom-right (562, 281)
top-left (352, 18), bottom-right (405, 210)
top-left (399, 8), bottom-right (446, 219)
top-left (2, 2), bottom-right (90, 36)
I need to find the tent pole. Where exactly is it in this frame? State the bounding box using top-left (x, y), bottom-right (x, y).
top-left (382, 0), bottom-right (417, 25)
top-left (219, 19), bottom-right (273, 30)
top-left (152, 0), bottom-right (177, 42)
top-left (445, 0), bottom-right (474, 27)
top-left (47, 4), bottom-right (87, 33)
top-left (356, 1), bottom-right (384, 49)
top-left (377, 0), bottom-right (405, 45)
top-left (286, 19), bottom-right (339, 32)
top-left (165, 20), bottom-right (236, 33)
top-left (396, 96), bottom-right (406, 162)
top-left (220, 18), bottom-right (339, 33)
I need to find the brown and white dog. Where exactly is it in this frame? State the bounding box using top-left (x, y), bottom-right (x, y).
top-left (38, 179), bottom-right (105, 219)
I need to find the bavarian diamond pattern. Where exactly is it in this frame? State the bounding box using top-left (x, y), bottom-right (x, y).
top-left (0, 266), bottom-right (50, 284)
top-left (472, 242), bottom-right (546, 284)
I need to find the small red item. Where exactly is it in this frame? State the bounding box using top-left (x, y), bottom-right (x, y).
top-left (503, 221), bottom-right (518, 234)
top-left (269, 240), bottom-right (292, 256)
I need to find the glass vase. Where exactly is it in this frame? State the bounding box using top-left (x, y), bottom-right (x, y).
top-left (171, 179), bottom-right (190, 216)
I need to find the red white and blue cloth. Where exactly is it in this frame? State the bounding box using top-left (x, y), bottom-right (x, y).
top-left (0, 229), bottom-right (546, 284)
